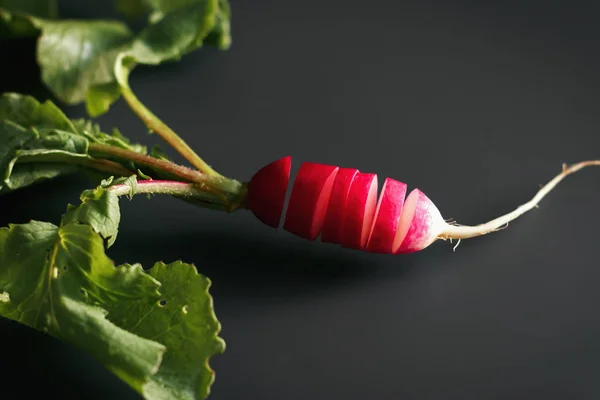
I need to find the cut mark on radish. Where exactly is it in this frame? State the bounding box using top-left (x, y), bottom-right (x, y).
top-left (340, 172), bottom-right (378, 249)
top-left (392, 188), bottom-right (419, 253)
top-left (321, 168), bottom-right (359, 244)
top-left (283, 162), bottom-right (340, 241)
top-left (365, 178), bottom-right (408, 254)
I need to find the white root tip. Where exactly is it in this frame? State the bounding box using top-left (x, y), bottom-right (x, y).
top-left (438, 160), bottom-right (600, 242)
top-left (452, 239), bottom-right (461, 252)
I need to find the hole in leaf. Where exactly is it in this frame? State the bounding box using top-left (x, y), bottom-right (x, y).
top-left (0, 292), bottom-right (9, 303)
top-left (158, 300), bottom-right (167, 307)
top-left (182, 305), bottom-right (189, 314)
top-left (62, 265), bottom-right (67, 271)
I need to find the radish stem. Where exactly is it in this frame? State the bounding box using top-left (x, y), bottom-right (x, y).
top-left (108, 180), bottom-right (230, 211)
top-left (88, 143), bottom-right (241, 196)
top-left (117, 65), bottom-right (223, 178)
top-left (440, 160), bottom-right (600, 240)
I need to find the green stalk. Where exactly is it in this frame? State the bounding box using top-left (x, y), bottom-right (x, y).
top-left (108, 180), bottom-right (234, 211)
top-left (88, 143), bottom-right (242, 196)
top-left (119, 72), bottom-right (223, 178)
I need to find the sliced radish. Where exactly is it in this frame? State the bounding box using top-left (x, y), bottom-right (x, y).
top-left (320, 168), bottom-right (359, 244)
top-left (283, 162), bottom-right (339, 240)
top-left (365, 178), bottom-right (408, 253)
top-left (247, 156), bottom-right (292, 228)
top-left (394, 189), bottom-right (445, 254)
top-left (340, 172), bottom-right (379, 249)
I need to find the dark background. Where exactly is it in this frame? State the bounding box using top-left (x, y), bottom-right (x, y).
top-left (2, 0), bottom-right (600, 399)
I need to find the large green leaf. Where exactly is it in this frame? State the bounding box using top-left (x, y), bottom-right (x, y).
top-left (128, 0), bottom-right (221, 65)
top-left (0, 184), bottom-right (226, 399)
top-left (0, 220), bottom-right (166, 392)
top-left (0, 0), bottom-right (232, 116)
top-left (0, 93), bottom-right (152, 192)
top-left (37, 20), bottom-right (134, 104)
top-left (106, 260), bottom-right (226, 400)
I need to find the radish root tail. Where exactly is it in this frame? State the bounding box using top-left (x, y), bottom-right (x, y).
top-left (440, 160), bottom-right (600, 241)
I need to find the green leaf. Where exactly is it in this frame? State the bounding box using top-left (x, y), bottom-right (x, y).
top-left (0, 183), bottom-right (226, 398)
top-left (0, 0), bottom-right (58, 19)
top-left (0, 220), bottom-right (166, 392)
top-left (0, 93), bottom-right (151, 192)
top-left (85, 81), bottom-right (122, 118)
top-left (70, 117), bottom-right (148, 154)
top-left (2, 149), bottom-right (89, 191)
top-left (37, 20), bottom-right (134, 104)
top-left (106, 261), bottom-right (226, 400)
top-left (0, 92), bottom-right (77, 133)
top-left (114, 0), bottom-right (152, 20)
top-left (0, 100), bottom-right (91, 191)
top-left (1, 1), bottom-right (232, 115)
top-left (61, 186), bottom-right (121, 247)
top-left (149, 144), bottom-right (171, 161)
top-left (128, 1), bottom-right (218, 65)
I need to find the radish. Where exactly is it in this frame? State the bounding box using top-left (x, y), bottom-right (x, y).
top-left (247, 155), bottom-right (292, 228)
top-left (321, 168), bottom-right (359, 244)
top-left (365, 178), bottom-right (408, 254)
top-left (394, 189), bottom-right (444, 254)
top-left (283, 162), bottom-right (339, 240)
top-left (248, 158), bottom-right (600, 254)
top-left (339, 172), bottom-right (379, 249)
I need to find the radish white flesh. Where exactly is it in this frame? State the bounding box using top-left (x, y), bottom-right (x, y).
top-left (321, 168), bottom-right (359, 244)
top-left (247, 155), bottom-right (292, 228)
top-left (394, 189), bottom-right (445, 254)
top-left (365, 178), bottom-right (408, 254)
top-left (283, 162), bottom-right (339, 240)
top-left (340, 172), bottom-right (379, 249)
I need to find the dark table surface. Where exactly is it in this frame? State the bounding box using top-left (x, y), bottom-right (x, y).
top-left (2, 1), bottom-right (600, 399)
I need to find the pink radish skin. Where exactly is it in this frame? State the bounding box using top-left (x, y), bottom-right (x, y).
top-left (249, 157), bottom-right (600, 254)
top-left (394, 189), bottom-right (445, 254)
top-left (283, 162), bottom-right (339, 240)
top-left (321, 168), bottom-right (359, 244)
top-left (247, 156), bottom-right (292, 228)
top-left (365, 178), bottom-right (408, 254)
top-left (340, 172), bottom-right (379, 249)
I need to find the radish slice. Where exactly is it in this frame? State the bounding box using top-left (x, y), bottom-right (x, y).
top-left (320, 168), bottom-right (359, 244)
top-left (394, 189), bottom-right (445, 254)
top-left (247, 156), bottom-right (292, 228)
top-left (283, 162), bottom-right (340, 240)
top-left (365, 178), bottom-right (408, 253)
top-left (340, 172), bottom-right (379, 249)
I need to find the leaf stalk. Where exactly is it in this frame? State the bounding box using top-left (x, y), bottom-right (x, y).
top-left (119, 76), bottom-right (223, 178)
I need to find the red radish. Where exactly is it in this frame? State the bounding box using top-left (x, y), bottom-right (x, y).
top-left (283, 162), bottom-right (339, 240)
top-left (365, 178), bottom-right (408, 253)
top-left (321, 168), bottom-right (359, 244)
top-left (248, 157), bottom-right (600, 254)
top-left (340, 172), bottom-right (378, 249)
top-left (394, 189), bottom-right (445, 254)
top-left (247, 156), bottom-right (292, 228)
